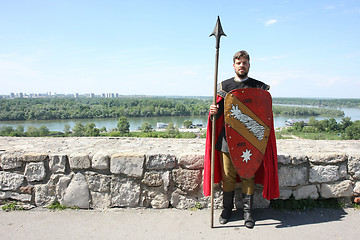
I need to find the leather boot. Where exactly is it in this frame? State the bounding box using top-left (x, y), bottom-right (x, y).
top-left (219, 191), bottom-right (234, 224)
top-left (243, 194), bottom-right (255, 229)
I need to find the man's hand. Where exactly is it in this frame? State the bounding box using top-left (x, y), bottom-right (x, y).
top-left (209, 104), bottom-right (219, 115)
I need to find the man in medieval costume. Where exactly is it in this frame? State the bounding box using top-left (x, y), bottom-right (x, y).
top-left (203, 50), bottom-right (279, 229)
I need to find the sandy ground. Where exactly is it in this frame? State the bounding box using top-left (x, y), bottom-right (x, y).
top-left (1, 207), bottom-right (359, 240)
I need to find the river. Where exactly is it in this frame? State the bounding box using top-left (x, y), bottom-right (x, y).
top-left (1, 107), bottom-right (360, 132)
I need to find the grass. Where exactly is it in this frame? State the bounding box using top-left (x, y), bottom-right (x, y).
top-left (46, 201), bottom-right (79, 211)
top-left (276, 128), bottom-right (342, 140)
top-left (1, 201), bottom-right (25, 211)
top-left (190, 202), bottom-right (204, 211)
top-left (353, 203), bottom-right (360, 210)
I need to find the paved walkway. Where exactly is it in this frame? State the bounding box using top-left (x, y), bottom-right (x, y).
top-left (1, 207), bottom-right (359, 240)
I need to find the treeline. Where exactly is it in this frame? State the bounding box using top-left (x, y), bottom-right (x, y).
top-left (287, 117), bottom-right (360, 140)
top-left (272, 105), bottom-right (344, 117)
top-left (1, 97), bottom-right (351, 122)
top-left (0, 117), bottom-right (200, 139)
top-left (0, 97), bottom-right (212, 121)
top-left (273, 98), bottom-right (360, 108)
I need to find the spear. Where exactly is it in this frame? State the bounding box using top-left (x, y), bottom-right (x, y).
top-left (209, 16), bottom-right (226, 228)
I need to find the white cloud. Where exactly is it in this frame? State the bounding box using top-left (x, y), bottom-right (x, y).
top-left (265, 19), bottom-right (278, 26)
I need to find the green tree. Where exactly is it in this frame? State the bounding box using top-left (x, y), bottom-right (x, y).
top-left (27, 126), bottom-right (39, 137)
top-left (327, 118), bottom-right (339, 132)
top-left (15, 125), bottom-right (25, 136)
top-left (183, 120), bottom-right (193, 129)
top-left (63, 124), bottom-right (72, 136)
top-left (343, 121), bottom-right (360, 139)
top-left (140, 121), bottom-right (152, 133)
top-left (165, 122), bottom-right (179, 138)
top-left (293, 121), bottom-right (305, 131)
top-left (0, 126), bottom-right (14, 136)
top-left (117, 116), bottom-right (130, 135)
top-left (85, 123), bottom-right (100, 136)
top-left (38, 126), bottom-right (50, 136)
top-left (308, 117), bottom-right (318, 126)
top-left (340, 117), bottom-right (352, 131)
top-left (73, 122), bottom-right (85, 137)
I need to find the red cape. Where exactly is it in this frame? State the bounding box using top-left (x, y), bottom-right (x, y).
top-left (203, 96), bottom-right (279, 200)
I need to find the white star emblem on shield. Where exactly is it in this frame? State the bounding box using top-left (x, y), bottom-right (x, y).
top-left (241, 149), bottom-right (252, 163)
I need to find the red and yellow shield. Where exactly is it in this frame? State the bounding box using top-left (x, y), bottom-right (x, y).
top-left (224, 88), bottom-right (273, 178)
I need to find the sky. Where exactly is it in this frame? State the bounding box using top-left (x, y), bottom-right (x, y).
top-left (0, 0), bottom-right (359, 98)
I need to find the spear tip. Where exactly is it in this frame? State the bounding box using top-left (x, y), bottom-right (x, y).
top-left (210, 16), bottom-right (226, 49)
top-left (210, 16), bottom-right (226, 38)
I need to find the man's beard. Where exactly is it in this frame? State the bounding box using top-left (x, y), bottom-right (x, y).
top-left (236, 69), bottom-right (248, 79)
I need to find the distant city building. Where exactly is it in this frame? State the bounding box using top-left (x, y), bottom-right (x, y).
top-left (4, 92), bottom-right (121, 99)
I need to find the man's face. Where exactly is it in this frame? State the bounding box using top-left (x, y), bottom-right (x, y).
top-left (233, 57), bottom-right (250, 79)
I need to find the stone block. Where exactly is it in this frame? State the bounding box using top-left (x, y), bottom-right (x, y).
top-left (90, 192), bottom-right (110, 210)
top-left (35, 184), bottom-right (56, 207)
top-left (69, 153), bottom-right (91, 169)
top-left (0, 171), bottom-right (24, 191)
top-left (309, 165), bottom-right (340, 183)
top-left (62, 172), bottom-right (90, 209)
top-left (56, 175), bottom-right (73, 202)
top-left (145, 154), bottom-right (176, 170)
top-left (293, 185), bottom-right (319, 200)
top-left (339, 163), bottom-right (348, 179)
top-left (291, 155), bottom-right (308, 165)
top-left (92, 151), bottom-right (109, 170)
top-left (150, 193), bottom-right (169, 209)
top-left (278, 188), bottom-right (293, 200)
top-left (170, 189), bottom-right (197, 209)
top-left (348, 156), bottom-right (360, 180)
top-left (277, 153), bottom-right (291, 164)
top-left (0, 152), bottom-right (23, 169)
top-left (141, 171), bottom-right (163, 187)
top-left (178, 154), bottom-right (204, 170)
top-left (24, 162), bottom-right (46, 182)
top-left (85, 172), bottom-right (110, 192)
top-left (49, 154), bottom-right (67, 173)
top-left (354, 181), bottom-right (360, 194)
top-left (111, 176), bottom-right (140, 207)
top-left (278, 165), bottom-right (308, 187)
top-left (320, 180), bottom-right (353, 198)
top-left (277, 154), bottom-right (307, 165)
top-left (162, 171), bottom-right (171, 192)
top-left (0, 191), bottom-right (32, 202)
top-left (110, 153), bottom-right (144, 178)
top-left (140, 188), bottom-right (169, 209)
top-left (23, 152), bottom-right (48, 162)
top-left (172, 169), bottom-right (202, 192)
top-left (309, 154), bottom-right (347, 164)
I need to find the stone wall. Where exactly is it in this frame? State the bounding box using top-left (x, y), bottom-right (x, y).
top-left (0, 137), bottom-right (359, 210)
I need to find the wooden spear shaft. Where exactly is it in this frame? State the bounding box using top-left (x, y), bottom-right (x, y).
top-left (210, 47), bottom-right (219, 228)
top-left (209, 16), bottom-right (226, 228)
